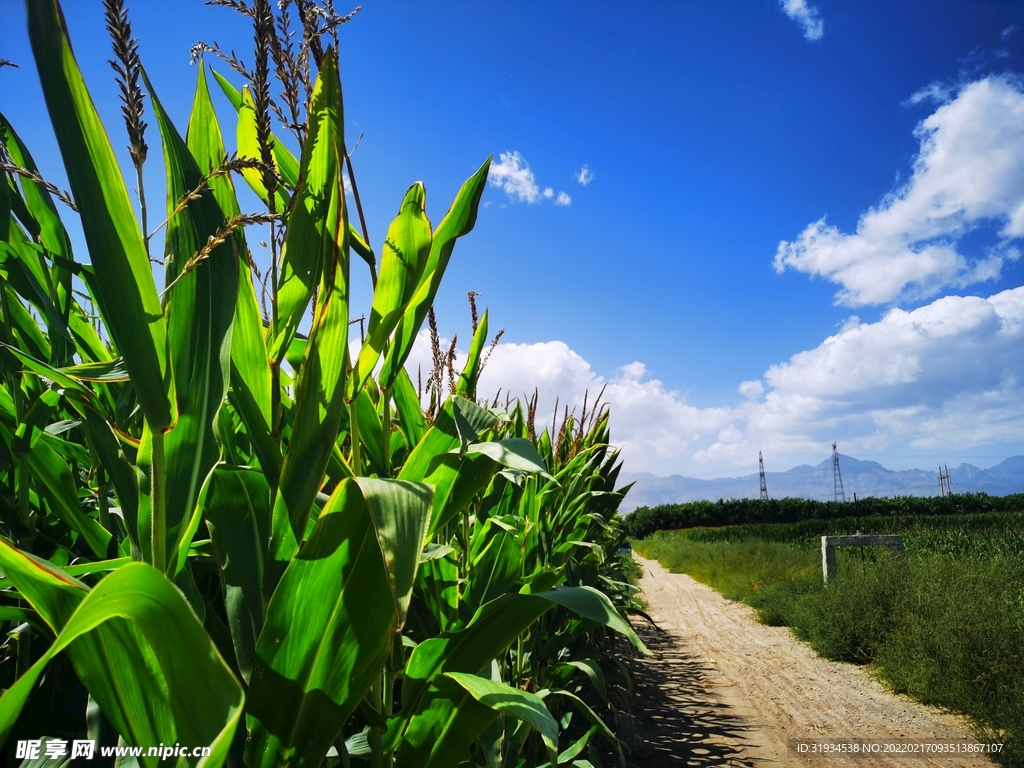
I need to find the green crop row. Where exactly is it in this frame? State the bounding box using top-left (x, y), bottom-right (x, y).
top-left (0, 3), bottom-right (644, 766)
top-left (622, 492), bottom-right (1024, 540)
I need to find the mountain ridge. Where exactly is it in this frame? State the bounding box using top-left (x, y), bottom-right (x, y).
top-left (618, 455), bottom-right (1024, 512)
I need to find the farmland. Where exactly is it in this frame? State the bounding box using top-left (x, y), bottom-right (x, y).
top-left (632, 506), bottom-right (1024, 766)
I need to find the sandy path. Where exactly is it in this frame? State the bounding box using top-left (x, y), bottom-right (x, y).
top-left (630, 555), bottom-right (994, 767)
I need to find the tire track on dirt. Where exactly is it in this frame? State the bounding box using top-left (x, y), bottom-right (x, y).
top-left (631, 556), bottom-right (993, 767)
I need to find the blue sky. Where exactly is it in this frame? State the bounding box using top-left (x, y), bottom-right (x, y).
top-left (2, 0), bottom-right (1023, 478)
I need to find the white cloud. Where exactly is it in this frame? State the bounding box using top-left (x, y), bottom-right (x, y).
top-left (739, 380), bottom-right (764, 399)
top-left (779, 0), bottom-right (824, 41)
top-left (488, 151), bottom-right (541, 203)
top-left (405, 288), bottom-right (1024, 477)
top-left (776, 76), bottom-right (1024, 306)
top-left (488, 151), bottom-right (572, 207)
top-left (575, 164), bottom-right (594, 186)
top-left (703, 288), bottom-right (1024, 467)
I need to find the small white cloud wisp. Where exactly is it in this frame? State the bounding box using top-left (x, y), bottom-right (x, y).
top-left (575, 164), bottom-right (594, 186)
top-left (779, 0), bottom-right (824, 41)
top-left (488, 151), bottom-right (572, 206)
top-left (775, 75), bottom-right (1024, 307)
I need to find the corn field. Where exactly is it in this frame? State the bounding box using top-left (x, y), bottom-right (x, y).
top-left (0, 2), bottom-right (645, 766)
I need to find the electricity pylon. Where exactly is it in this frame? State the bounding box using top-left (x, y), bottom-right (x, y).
top-left (832, 442), bottom-right (846, 502)
top-left (759, 451), bottom-right (769, 500)
top-left (938, 465), bottom-right (952, 496)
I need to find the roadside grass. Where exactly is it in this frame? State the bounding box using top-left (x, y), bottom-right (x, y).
top-left (634, 514), bottom-right (1024, 767)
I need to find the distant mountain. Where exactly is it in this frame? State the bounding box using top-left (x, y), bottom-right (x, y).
top-left (618, 455), bottom-right (1024, 512)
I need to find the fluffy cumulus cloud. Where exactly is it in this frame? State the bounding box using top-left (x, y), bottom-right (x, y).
top-left (779, 0), bottom-right (824, 41)
top-left (488, 151), bottom-right (572, 206)
top-left (775, 76), bottom-right (1024, 306)
top-left (405, 288), bottom-right (1024, 476)
top-left (488, 151), bottom-right (540, 203)
top-left (703, 287), bottom-right (1024, 466)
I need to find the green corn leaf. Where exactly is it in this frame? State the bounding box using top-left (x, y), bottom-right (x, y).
top-left (466, 438), bottom-right (552, 478)
top-left (396, 585), bottom-right (646, 752)
top-left (228, 364), bottom-right (282, 488)
top-left (267, 51), bottom-right (345, 365)
top-left (142, 66), bottom-right (239, 572)
top-left (236, 86), bottom-right (291, 213)
top-left (425, 452), bottom-right (502, 537)
top-left (268, 52), bottom-right (349, 567)
top-left (351, 386), bottom-right (384, 473)
top-left (460, 519), bottom-right (523, 624)
top-left (247, 477), bottom-right (431, 768)
top-left (189, 65), bottom-right (273, 434)
top-left (534, 586), bottom-right (648, 654)
top-left (0, 230), bottom-right (73, 362)
top-left (398, 397), bottom-right (505, 536)
top-left (59, 358), bottom-right (129, 381)
top-left (392, 366), bottom-right (427, 446)
top-left (400, 396), bottom-right (497, 483)
top-left (446, 673), bottom-right (558, 763)
top-left (0, 169), bottom-right (9, 242)
top-left (348, 224), bottom-right (377, 277)
top-left (351, 183), bottom-right (431, 394)
top-left (456, 310), bottom-right (488, 400)
top-left (379, 158), bottom-right (491, 390)
top-left (394, 674), bottom-right (497, 768)
top-left (0, 114), bottom-right (73, 263)
top-left (0, 419), bottom-right (110, 557)
top-left (0, 559), bottom-right (244, 767)
top-left (201, 465), bottom-right (271, 684)
top-left (4, 283), bottom-right (49, 361)
top-left (27, 0), bottom-right (175, 430)
top-left (539, 689), bottom-right (624, 764)
top-left (0, 113), bottom-right (73, 366)
top-left (67, 302), bottom-right (112, 364)
top-left (210, 68), bottom-right (300, 188)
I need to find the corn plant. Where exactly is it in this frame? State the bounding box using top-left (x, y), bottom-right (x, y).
top-left (0, 2), bottom-right (645, 766)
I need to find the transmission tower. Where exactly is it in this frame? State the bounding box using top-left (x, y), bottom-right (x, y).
top-left (832, 442), bottom-right (846, 502)
top-left (759, 451), bottom-right (769, 500)
top-left (938, 465), bottom-right (952, 496)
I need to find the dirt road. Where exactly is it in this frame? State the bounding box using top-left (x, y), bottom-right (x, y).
top-left (629, 555), bottom-right (994, 767)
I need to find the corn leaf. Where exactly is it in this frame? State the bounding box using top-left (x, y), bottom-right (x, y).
top-left (379, 158), bottom-right (491, 389)
top-left (351, 183), bottom-right (431, 394)
top-left (0, 550), bottom-right (243, 767)
top-left (0, 419), bottom-right (110, 557)
top-left (143, 68), bottom-right (239, 563)
top-left (446, 673), bottom-right (558, 763)
top-left (456, 310), bottom-right (488, 399)
top-left (201, 465), bottom-right (271, 685)
top-left (210, 68), bottom-right (300, 188)
top-left (247, 477), bottom-right (431, 768)
top-left (27, 0), bottom-right (175, 430)
top-left (189, 65), bottom-right (273, 432)
top-left (267, 51), bottom-right (345, 365)
top-left (268, 52), bottom-right (349, 566)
